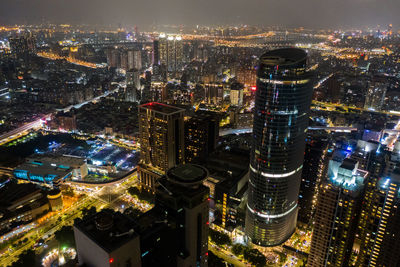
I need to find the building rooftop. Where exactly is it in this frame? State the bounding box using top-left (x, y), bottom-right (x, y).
top-left (139, 102), bottom-right (184, 115)
top-left (0, 182), bottom-right (41, 208)
top-left (260, 48), bottom-right (307, 66)
top-left (166, 164), bottom-right (208, 186)
top-left (28, 154), bottom-right (86, 168)
top-left (13, 154), bottom-right (87, 184)
top-left (74, 210), bottom-right (139, 253)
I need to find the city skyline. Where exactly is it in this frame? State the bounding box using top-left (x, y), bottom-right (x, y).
top-left (1, 5), bottom-right (400, 266)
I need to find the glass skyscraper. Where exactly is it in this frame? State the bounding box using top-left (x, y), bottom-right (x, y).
top-left (245, 48), bottom-right (313, 246)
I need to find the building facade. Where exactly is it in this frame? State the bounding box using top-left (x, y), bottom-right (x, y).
top-left (355, 169), bottom-right (400, 267)
top-left (138, 102), bottom-right (185, 190)
top-left (308, 158), bottom-right (368, 267)
top-left (245, 48), bottom-right (313, 246)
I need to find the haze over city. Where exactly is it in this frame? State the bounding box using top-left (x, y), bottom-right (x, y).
top-left (1, 0), bottom-right (399, 28)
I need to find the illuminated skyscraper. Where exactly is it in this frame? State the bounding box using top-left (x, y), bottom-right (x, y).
top-left (355, 169), bottom-right (400, 267)
top-left (245, 48), bottom-right (313, 246)
top-left (157, 34), bottom-right (183, 78)
top-left (364, 75), bottom-right (387, 111)
top-left (138, 102), bottom-right (185, 190)
top-left (184, 114), bottom-right (219, 163)
top-left (308, 157), bottom-right (368, 267)
top-left (158, 34), bottom-right (168, 67)
top-left (298, 135), bottom-right (329, 224)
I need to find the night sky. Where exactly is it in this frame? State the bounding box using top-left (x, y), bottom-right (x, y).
top-left (0, 0), bottom-right (399, 29)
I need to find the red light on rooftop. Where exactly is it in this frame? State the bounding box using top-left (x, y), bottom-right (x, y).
top-left (109, 258), bottom-right (114, 263)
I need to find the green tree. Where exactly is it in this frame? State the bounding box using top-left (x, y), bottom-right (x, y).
top-left (232, 243), bottom-right (246, 256)
top-left (123, 207), bottom-right (143, 220)
top-left (81, 206), bottom-right (97, 218)
top-left (54, 226), bottom-right (76, 248)
top-left (128, 186), bottom-right (154, 204)
top-left (209, 228), bottom-right (231, 246)
top-left (208, 251), bottom-right (226, 267)
top-left (243, 248), bottom-right (267, 267)
top-left (11, 249), bottom-right (37, 267)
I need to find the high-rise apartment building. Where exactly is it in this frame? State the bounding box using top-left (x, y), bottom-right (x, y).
top-left (230, 82), bottom-right (244, 107)
top-left (127, 49), bottom-right (142, 70)
top-left (245, 48), bottom-right (313, 246)
top-left (308, 158), bottom-right (368, 267)
top-left (157, 34), bottom-right (183, 78)
top-left (364, 76), bottom-right (387, 111)
top-left (138, 102), bottom-right (185, 190)
top-left (184, 113), bottom-right (219, 163)
top-left (298, 135), bottom-right (329, 224)
top-left (125, 69), bottom-right (140, 102)
top-left (355, 169), bottom-right (400, 267)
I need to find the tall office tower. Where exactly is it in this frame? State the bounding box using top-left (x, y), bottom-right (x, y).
top-left (155, 164), bottom-right (210, 267)
top-left (245, 48), bottom-right (313, 246)
top-left (138, 102), bottom-right (185, 190)
top-left (298, 135), bottom-right (329, 224)
top-left (355, 169), bottom-right (400, 267)
top-left (152, 40), bottom-right (160, 65)
top-left (364, 76), bottom-right (388, 111)
top-left (308, 158), bottom-right (368, 267)
top-left (184, 114), bottom-right (219, 163)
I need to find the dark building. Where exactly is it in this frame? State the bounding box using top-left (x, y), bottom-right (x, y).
top-left (153, 40), bottom-right (160, 65)
top-left (74, 164), bottom-right (209, 267)
top-left (184, 113), bottom-right (219, 163)
top-left (204, 83), bottom-right (224, 105)
top-left (245, 48), bottom-right (314, 246)
top-left (154, 164), bottom-right (209, 266)
top-left (298, 135), bottom-right (329, 224)
top-left (56, 112), bottom-right (77, 131)
top-left (201, 149), bottom-right (249, 230)
top-left (138, 102), bottom-right (185, 190)
top-left (308, 158), bottom-right (368, 267)
top-left (0, 181), bottom-right (51, 234)
top-left (74, 211), bottom-right (143, 267)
